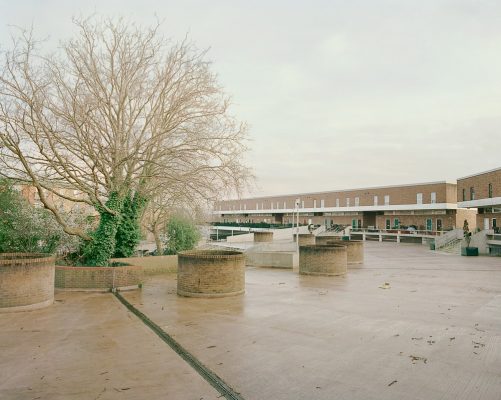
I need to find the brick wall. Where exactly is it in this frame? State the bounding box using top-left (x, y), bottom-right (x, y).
top-left (177, 250), bottom-right (245, 297)
top-left (0, 254), bottom-right (55, 311)
top-left (111, 256), bottom-right (178, 274)
top-left (458, 168), bottom-right (501, 201)
top-left (55, 265), bottom-right (143, 290)
top-left (299, 245), bottom-right (347, 276)
top-left (254, 232), bottom-right (273, 242)
top-left (217, 181), bottom-right (455, 212)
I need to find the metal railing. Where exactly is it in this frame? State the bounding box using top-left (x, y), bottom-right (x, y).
top-left (350, 228), bottom-right (446, 237)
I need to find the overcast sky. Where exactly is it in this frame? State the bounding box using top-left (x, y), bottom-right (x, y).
top-left (1, 0), bottom-right (501, 198)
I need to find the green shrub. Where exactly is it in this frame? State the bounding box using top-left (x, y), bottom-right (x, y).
top-left (164, 216), bottom-right (200, 255)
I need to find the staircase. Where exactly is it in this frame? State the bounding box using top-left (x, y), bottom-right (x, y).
top-left (434, 229), bottom-right (463, 254)
top-left (437, 238), bottom-right (462, 255)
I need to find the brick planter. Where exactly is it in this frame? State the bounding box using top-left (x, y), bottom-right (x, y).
top-left (327, 240), bottom-right (364, 265)
top-left (177, 250), bottom-right (245, 298)
top-left (293, 233), bottom-right (315, 246)
top-left (315, 235), bottom-right (342, 245)
top-left (254, 231), bottom-right (273, 242)
top-left (299, 245), bottom-right (347, 276)
top-left (55, 265), bottom-right (143, 291)
top-left (0, 253), bottom-right (55, 312)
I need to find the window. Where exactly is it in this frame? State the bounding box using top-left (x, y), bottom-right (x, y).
top-left (426, 218), bottom-right (432, 231)
top-left (470, 187), bottom-right (475, 200)
top-left (271, 202), bottom-right (274, 210)
top-left (489, 183), bottom-right (493, 198)
top-left (301, 200), bottom-right (304, 208)
top-left (462, 189), bottom-right (466, 201)
top-left (436, 219), bottom-right (442, 231)
top-left (261, 202), bottom-right (264, 210)
top-left (393, 218), bottom-right (400, 228)
top-left (385, 219), bottom-right (391, 229)
top-left (256, 203), bottom-right (259, 210)
top-left (320, 199), bottom-right (325, 208)
top-left (431, 192), bottom-right (436, 204)
top-left (283, 201), bottom-right (286, 209)
top-left (384, 195), bottom-right (390, 205)
top-left (417, 193), bottom-right (423, 204)
top-left (313, 199), bottom-right (317, 208)
top-left (355, 197), bottom-right (360, 207)
top-left (493, 218), bottom-right (497, 228)
top-left (346, 198), bottom-right (350, 207)
top-left (374, 196), bottom-right (378, 206)
top-left (336, 198), bottom-right (340, 207)
top-left (244, 204), bottom-right (247, 210)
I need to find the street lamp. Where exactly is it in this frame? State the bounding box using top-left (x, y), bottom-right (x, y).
top-left (295, 198), bottom-right (300, 253)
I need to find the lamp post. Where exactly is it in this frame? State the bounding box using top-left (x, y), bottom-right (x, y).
top-left (295, 198), bottom-right (300, 253)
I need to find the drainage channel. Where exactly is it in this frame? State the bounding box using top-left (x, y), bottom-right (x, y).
top-left (113, 291), bottom-right (245, 400)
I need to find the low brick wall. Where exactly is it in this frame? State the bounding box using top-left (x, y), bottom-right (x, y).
top-left (254, 231), bottom-right (273, 242)
top-left (177, 250), bottom-right (245, 298)
top-left (299, 245), bottom-right (347, 276)
top-left (55, 265), bottom-right (143, 291)
top-left (0, 253), bottom-right (55, 312)
top-left (315, 235), bottom-right (342, 245)
top-left (293, 233), bottom-right (316, 246)
top-left (327, 240), bottom-right (364, 265)
top-left (111, 255), bottom-right (178, 275)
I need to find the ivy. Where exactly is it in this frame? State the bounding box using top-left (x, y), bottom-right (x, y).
top-left (113, 192), bottom-right (147, 258)
top-left (82, 192), bottom-right (124, 266)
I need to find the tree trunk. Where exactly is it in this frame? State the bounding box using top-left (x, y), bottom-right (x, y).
top-left (153, 227), bottom-right (163, 255)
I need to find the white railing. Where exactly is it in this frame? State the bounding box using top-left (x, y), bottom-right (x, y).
top-left (350, 228), bottom-right (445, 237)
top-left (313, 225), bottom-right (326, 235)
top-left (434, 229), bottom-right (463, 249)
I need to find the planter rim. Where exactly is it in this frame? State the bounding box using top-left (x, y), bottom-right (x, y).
top-left (178, 250), bottom-right (244, 259)
top-left (0, 253), bottom-right (55, 265)
top-left (55, 264), bottom-right (141, 270)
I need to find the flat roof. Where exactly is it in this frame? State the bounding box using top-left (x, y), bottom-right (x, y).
top-left (222, 180), bottom-right (457, 202)
top-left (457, 166), bottom-right (501, 181)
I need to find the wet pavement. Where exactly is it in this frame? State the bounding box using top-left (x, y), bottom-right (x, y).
top-left (1, 242), bottom-right (501, 399)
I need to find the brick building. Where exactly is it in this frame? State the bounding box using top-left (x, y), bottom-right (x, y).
top-left (457, 167), bottom-right (501, 230)
top-left (214, 181), bottom-right (476, 232)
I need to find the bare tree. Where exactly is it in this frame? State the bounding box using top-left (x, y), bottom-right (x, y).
top-left (0, 17), bottom-right (249, 264)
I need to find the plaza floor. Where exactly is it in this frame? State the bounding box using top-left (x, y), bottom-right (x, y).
top-left (1, 242), bottom-right (501, 399)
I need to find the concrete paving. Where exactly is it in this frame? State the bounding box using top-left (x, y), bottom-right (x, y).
top-left (1, 242), bottom-right (501, 399)
top-left (0, 292), bottom-right (221, 400)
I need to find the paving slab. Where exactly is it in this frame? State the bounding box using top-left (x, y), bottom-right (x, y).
top-left (0, 291), bottom-right (221, 400)
top-left (121, 242), bottom-right (501, 400)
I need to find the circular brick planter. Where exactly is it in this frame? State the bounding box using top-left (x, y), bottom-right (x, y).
top-left (299, 245), bottom-right (347, 276)
top-left (327, 240), bottom-right (364, 265)
top-left (55, 265), bottom-right (143, 291)
top-left (177, 250), bottom-right (245, 298)
top-left (315, 235), bottom-right (342, 245)
top-left (254, 231), bottom-right (273, 242)
top-left (0, 253), bottom-right (55, 312)
top-left (293, 233), bottom-right (315, 246)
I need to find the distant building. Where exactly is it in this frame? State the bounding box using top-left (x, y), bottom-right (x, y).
top-left (457, 167), bottom-right (501, 231)
top-left (214, 181), bottom-right (476, 231)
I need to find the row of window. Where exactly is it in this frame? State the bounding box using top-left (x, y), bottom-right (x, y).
top-left (219, 192), bottom-right (437, 211)
top-left (462, 183), bottom-right (494, 201)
